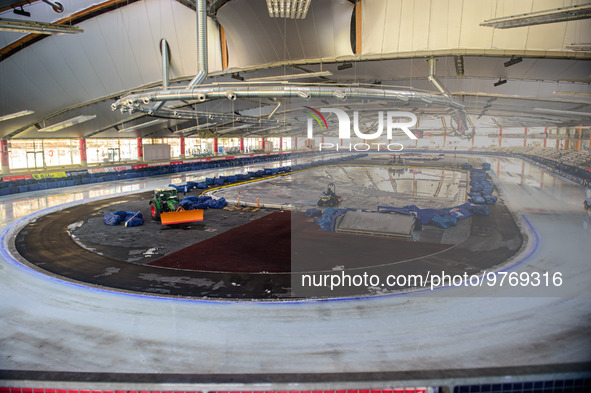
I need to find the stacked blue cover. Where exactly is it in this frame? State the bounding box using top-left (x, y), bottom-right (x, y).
top-left (103, 211), bottom-right (143, 226)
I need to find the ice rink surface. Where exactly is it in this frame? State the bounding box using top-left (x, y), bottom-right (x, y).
top-left (1, 155), bottom-right (590, 373)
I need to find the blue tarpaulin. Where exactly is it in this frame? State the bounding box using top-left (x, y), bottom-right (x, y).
top-left (208, 197), bottom-right (227, 209)
top-left (378, 202), bottom-right (473, 227)
top-left (306, 208), bottom-right (322, 217)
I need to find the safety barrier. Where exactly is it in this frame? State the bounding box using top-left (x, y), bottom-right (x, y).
top-left (0, 151), bottom-right (331, 196)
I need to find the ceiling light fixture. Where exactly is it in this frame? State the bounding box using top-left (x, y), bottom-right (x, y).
top-left (565, 43), bottom-right (591, 51)
top-left (231, 73), bottom-right (244, 81)
top-left (119, 119), bottom-right (167, 133)
top-left (247, 70), bottom-right (332, 82)
top-left (337, 62), bottom-right (352, 71)
top-left (266, 0), bottom-right (311, 19)
top-left (504, 56), bottom-right (523, 67)
top-left (480, 4), bottom-right (591, 28)
top-left (38, 115), bottom-right (96, 132)
top-left (0, 109), bottom-right (34, 122)
top-left (13, 6), bottom-right (30, 17)
top-left (493, 78), bottom-right (507, 87)
top-left (0, 17), bottom-right (83, 34)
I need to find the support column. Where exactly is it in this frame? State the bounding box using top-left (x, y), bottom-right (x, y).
top-left (498, 128), bottom-right (502, 147)
top-left (137, 138), bottom-right (144, 162)
top-left (79, 139), bottom-right (87, 168)
top-left (294, 137), bottom-right (298, 150)
top-left (355, 0), bottom-right (362, 54)
top-left (543, 127), bottom-right (547, 148)
top-left (575, 125), bottom-right (582, 151)
top-left (213, 138), bottom-right (218, 156)
top-left (279, 137), bottom-right (283, 152)
top-left (180, 137), bottom-right (186, 159)
top-left (1, 139), bottom-right (9, 175)
top-left (240, 137), bottom-right (244, 154)
top-left (523, 127), bottom-right (528, 147)
top-left (220, 25), bottom-right (229, 70)
top-left (261, 137), bottom-right (265, 152)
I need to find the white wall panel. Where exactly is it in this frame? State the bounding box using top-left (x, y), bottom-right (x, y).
top-left (217, 0), bottom-right (354, 69)
top-left (458, 0), bottom-right (495, 49)
top-left (362, 0), bottom-right (591, 55)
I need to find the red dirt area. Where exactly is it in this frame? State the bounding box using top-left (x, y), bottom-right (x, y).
top-left (149, 211), bottom-right (452, 273)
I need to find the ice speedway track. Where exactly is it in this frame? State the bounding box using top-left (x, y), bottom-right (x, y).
top-left (0, 155), bottom-right (590, 376)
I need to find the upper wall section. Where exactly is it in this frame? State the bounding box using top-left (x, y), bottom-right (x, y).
top-left (216, 0), bottom-right (354, 69)
top-left (0, 0), bottom-right (222, 135)
top-left (361, 0), bottom-right (591, 56)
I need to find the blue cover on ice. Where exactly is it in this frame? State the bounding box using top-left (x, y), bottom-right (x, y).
top-left (470, 195), bottom-right (486, 205)
top-left (103, 213), bottom-right (123, 226)
top-left (197, 183), bottom-right (207, 189)
top-left (124, 211), bottom-right (142, 219)
top-left (306, 208), bottom-right (322, 217)
top-left (186, 181), bottom-right (198, 189)
top-left (123, 215), bottom-right (143, 227)
top-left (182, 196), bottom-right (198, 203)
top-left (168, 183), bottom-right (189, 193)
top-left (213, 178), bottom-right (224, 186)
top-left (314, 215), bottom-right (332, 231)
top-left (195, 202), bottom-right (209, 210)
top-left (449, 203), bottom-right (473, 220)
top-left (208, 197), bottom-right (227, 209)
top-left (205, 177), bottom-right (214, 185)
top-left (198, 195), bottom-right (212, 203)
top-left (484, 195), bottom-right (498, 205)
top-left (180, 200), bottom-right (194, 210)
top-left (430, 215), bottom-right (448, 229)
top-left (378, 202), bottom-right (473, 226)
top-left (323, 207), bottom-right (337, 216)
top-left (471, 205), bottom-right (489, 215)
top-left (444, 214), bottom-right (457, 226)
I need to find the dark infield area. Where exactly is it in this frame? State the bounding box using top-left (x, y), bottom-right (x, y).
top-left (67, 192), bottom-right (274, 264)
top-left (14, 182), bottom-right (524, 299)
top-left (149, 210), bottom-right (451, 272)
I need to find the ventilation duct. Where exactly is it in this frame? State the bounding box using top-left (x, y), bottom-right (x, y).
top-left (187, 0), bottom-right (208, 87)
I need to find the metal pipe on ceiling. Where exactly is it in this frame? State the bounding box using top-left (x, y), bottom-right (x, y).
top-left (427, 57), bottom-right (452, 99)
top-left (187, 0), bottom-right (208, 87)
